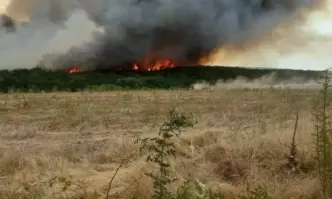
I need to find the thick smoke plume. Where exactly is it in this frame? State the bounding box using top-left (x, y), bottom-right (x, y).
top-left (205, 0), bottom-right (332, 71)
top-left (0, 0), bottom-right (323, 70)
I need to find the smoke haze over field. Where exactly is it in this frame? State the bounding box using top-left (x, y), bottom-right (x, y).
top-left (0, 0), bottom-right (328, 70)
top-left (191, 73), bottom-right (322, 90)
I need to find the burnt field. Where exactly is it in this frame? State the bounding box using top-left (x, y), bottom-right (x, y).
top-left (0, 66), bottom-right (323, 92)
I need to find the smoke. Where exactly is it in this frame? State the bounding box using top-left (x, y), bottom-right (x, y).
top-left (205, 0), bottom-right (332, 71)
top-left (191, 73), bottom-right (322, 90)
top-left (0, 0), bottom-right (324, 70)
top-left (0, 0), bottom-right (103, 69)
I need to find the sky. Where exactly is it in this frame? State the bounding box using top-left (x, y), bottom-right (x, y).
top-left (205, 0), bottom-right (332, 71)
top-left (0, 0), bottom-right (10, 14)
top-left (2, 0), bottom-right (332, 71)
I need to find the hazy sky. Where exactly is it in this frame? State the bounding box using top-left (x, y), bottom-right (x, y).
top-left (1, 0), bottom-right (332, 71)
top-left (0, 0), bottom-right (10, 13)
top-left (205, 0), bottom-right (332, 70)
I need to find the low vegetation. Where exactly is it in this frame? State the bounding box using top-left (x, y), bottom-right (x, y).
top-left (0, 68), bottom-right (331, 198)
top-left (0, 66), bottom-right (321, 92)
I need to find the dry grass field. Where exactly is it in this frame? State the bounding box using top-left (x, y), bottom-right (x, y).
top-left (0, 88), bottom-right (323, 198)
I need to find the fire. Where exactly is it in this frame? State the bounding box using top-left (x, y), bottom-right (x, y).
top-left (65, 57), bottom-right (177, 73)
top-left (65, 59), bottom-right (176, 73)
top-left (132, 59), bottom-right (176, 71)
top-left (200, 1), bottom-right (332, 70)
top-left (67, 66), bottom-right (84, 73)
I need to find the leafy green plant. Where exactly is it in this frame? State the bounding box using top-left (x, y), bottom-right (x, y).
top-left (176, 181), bottom-right (204, 199)
top-left (135, 108), bottom-right (196, 199)
top-left (176, 180), bottom-right (225, 199)
top-left (312, 69), bottom-right (332, 198)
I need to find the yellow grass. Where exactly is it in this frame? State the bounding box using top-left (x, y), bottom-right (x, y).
top-left (0, 89), bottom-right (321, 198)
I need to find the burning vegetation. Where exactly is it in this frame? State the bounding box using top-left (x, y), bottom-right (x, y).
top-left (65, 58), bottom-right (177, 73)
top-left (131, 59), bottom-right (175, 71)
top-left (0, 0), bottom-right (325, 72)
top-left (66, 66), bottom-right (84, 73)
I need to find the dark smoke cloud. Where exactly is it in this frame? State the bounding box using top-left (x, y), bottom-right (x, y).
top-left (1, 0), bottom-right (321, 70)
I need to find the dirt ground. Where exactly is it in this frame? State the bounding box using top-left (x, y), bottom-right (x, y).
top-left (0, 89), bottom-right (321, 198)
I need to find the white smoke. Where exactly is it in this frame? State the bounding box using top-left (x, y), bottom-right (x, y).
top-left (191, 73), bottom-right (322, 90)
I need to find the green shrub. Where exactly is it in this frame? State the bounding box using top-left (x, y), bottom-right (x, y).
top-left (116, 77), bottom-right (144, 88)
top-left (135, 108), bottom-right (196, 199)
top-left (87, 84), bottom-right (120, 91)
top-left (0, 66), bottom-right (322, 93)
top-left (312, 69), bottom-right (332, 198)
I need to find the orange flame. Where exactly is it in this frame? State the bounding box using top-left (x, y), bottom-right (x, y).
top-left (67, 66), bottom-right (84, 73)
top-left (66, 59), bottom-right (176, 73)
top-left (132, 59), bottom-right (175, 71)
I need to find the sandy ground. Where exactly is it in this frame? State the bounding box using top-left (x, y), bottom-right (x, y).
top-left (0, 89), bottom-right (322, 198)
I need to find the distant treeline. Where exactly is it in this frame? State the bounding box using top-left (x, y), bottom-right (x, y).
top-left (0, 66), bottom-right (323, 93)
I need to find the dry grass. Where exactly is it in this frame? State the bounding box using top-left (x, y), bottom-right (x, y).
top-left (0, 89), bottom-right (321, 198)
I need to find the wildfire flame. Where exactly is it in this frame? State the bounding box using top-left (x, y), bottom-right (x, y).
top-left (67, 66), bottom-right (84, 73)
top-left (65, 59), bottom-right (176, 73)
top-left (132, 59), bottom-right (176, 71)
